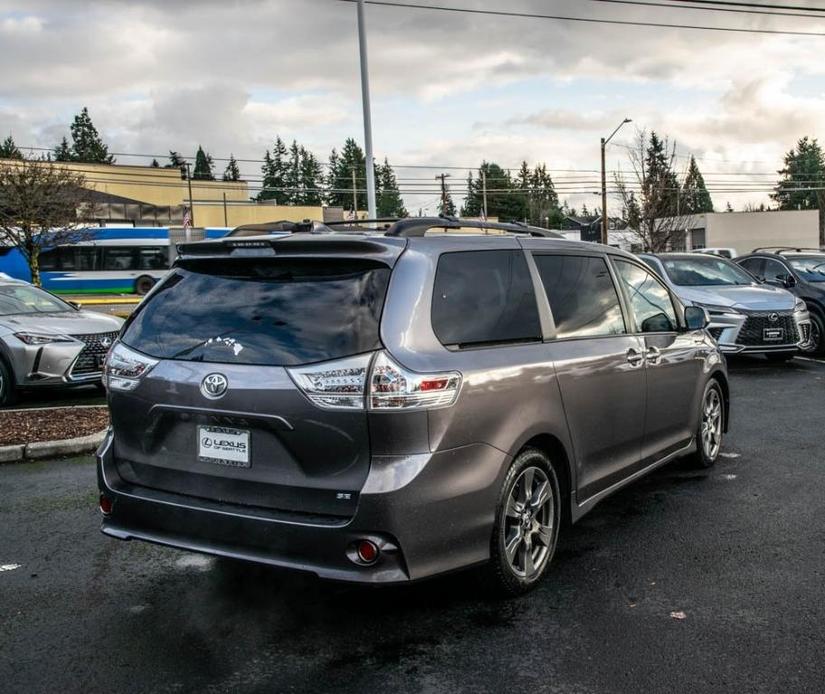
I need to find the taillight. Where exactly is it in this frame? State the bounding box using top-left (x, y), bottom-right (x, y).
top-left (369, 352), bottom-right (461, 410)
top-left (105, 342), bottom-right (159, 391)
top-left (288, 351), bottom-right (462, 411)
top-left (287, 353), bottom-right (371, 410)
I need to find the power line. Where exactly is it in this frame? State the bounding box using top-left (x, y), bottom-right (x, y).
top-left (673, 0), bottom-right (825, 13)
top-left (334, 0), bottom-right (825, 37)
top-left (589, 0), bottom-right (825, 19)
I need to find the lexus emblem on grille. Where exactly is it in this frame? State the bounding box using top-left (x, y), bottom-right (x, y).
top-left (99, 336), bottom-right (112, 349)
top-left (201, 373), bottom-right (228, 399)
top-left (769, 313), bottom-right (780, 323)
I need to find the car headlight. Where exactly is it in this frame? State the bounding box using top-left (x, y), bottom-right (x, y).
top-left (794, 298), bottom-right (807, 313)
top-left (14, 332), bottom-right (73, 345)
top-left (692, 303), bottom-right (740, 316)
top-left (105, 342), bottom-right (158, 391)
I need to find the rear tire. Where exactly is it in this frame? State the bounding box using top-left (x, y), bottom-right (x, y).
top-left (135, 275), bottom-right (155, 296)
top-left (0, 358), bottom-right (17, 408)
top-left (483, 447), bottom-right (561, 597)
top-left (765, 352), bottom-right (795, 363)
top-left (689, 380), bottom-right (724, 469)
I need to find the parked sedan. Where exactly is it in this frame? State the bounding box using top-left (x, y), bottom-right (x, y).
top-left (0, 278), bottom-right (123, 405)
top-left (640, 253), bottom-right (810, 362)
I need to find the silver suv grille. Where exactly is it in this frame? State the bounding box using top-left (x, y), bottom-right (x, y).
top-left (70, 331), bottom-right (119, 376)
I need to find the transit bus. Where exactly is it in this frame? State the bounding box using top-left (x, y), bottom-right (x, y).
top-left (0, 227), bottom-right (230, 294)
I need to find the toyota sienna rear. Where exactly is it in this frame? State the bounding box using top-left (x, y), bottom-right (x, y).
top-left (98, 218), bottom-right (728, 595)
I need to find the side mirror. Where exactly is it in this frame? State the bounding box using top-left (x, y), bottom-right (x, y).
top-left (68, 300), bottom-right (82, 310)
top-left (777, 273), bottom-right (796, 288)
top-left (684, 305), bottom-right (709, 331)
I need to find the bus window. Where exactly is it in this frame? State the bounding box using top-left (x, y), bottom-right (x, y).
top-left (58, 247), bottom-right (97, 271)
top-left (137, 247), bottom-right (168, 270)
top-left (102, 247), bottom-right (136, 271)
top-left (39, 248), bottom-right (60, 271)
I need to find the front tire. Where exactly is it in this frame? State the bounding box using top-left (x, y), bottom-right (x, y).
top-left (689, 380), bottom-right (724, 468)
top-left (0, 358), bottom-right (17, 407)
top-left (802, 312), bottom-right (824, 355)
top-left (483, 448), bottom-right (561, 597)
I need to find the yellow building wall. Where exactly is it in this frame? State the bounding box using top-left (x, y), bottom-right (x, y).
top-left (192, 204), bottom-right (325, 228)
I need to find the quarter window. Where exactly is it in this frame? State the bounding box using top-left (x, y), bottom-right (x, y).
top-left (615, 260), bottom-right (678, 333)
top-left (533, 254), bottom-right (626, 339)
top-left (761, 258), bottom-right (790, 282)
top-left (738, 257), bottom-right (764, 279)
top-left (431, 250), bottom-right (541, 348)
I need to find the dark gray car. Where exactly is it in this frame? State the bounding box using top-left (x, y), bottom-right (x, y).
top-left (97, 218), bottom-right (728, 595)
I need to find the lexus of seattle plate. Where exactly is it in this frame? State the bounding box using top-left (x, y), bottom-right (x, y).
top-left (197, 426), bottom-right (250, 468)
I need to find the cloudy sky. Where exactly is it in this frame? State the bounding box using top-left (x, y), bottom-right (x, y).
top-left (1, 0), bottom-right (825, 214)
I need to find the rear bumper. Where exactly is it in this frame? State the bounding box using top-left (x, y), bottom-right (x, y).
top-left (97, 431), bottom-right (509, 583)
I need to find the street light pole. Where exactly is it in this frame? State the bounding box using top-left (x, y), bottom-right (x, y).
top-left (600, 118), bottom-right (632, 245)
top-left (481, 168), bottom-right (488, 220)
top-left (356, 0), bottom-right (377, 220)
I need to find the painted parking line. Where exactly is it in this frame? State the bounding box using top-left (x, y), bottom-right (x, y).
top-left (795, 356), bottom-right (825, 365)
top-left (0, 564), bottom-right (21, 572)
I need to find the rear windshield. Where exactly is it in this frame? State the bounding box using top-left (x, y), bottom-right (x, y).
top-left (120, 258), bottom-right (390, 366)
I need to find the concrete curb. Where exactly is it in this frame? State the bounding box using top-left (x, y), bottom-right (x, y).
top-left (0, 429), bottom-right (107, 463)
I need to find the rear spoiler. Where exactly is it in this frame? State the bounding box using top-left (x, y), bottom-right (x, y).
top-left (176, 236), bottom-right (407, 266)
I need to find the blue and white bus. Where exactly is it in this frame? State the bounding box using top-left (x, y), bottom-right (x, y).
top-left (0, 227), bottom-right (230, 295)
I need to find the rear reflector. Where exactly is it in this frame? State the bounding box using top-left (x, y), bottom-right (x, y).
top-left (356, 540), bottom-right (379, 564)
top-left (99, 494), bottom-right (113, 515)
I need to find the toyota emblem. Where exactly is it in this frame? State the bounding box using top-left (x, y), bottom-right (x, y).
top-left (769, 312), bottom-right (780, 323)
top-left (200, 373), bottom-right (228, 399)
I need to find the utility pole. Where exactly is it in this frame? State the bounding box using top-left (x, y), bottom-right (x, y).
top-left (436, 173), bottom-right (451, 214)
top-left (481, 168), bottom-right (488, 220)
top-left (222, 192), bottom-right (228, 227)
top-left (356, 0), bottom-right (377, 220)
top-left (352, 167), bottom-right (358, 219)
top-left (600, 118), bottom-right (632, 245)
top-left (185, 161), bottom-right (195, 229)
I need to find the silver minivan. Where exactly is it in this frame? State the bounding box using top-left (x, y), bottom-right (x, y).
top-left (640, 253), bottom-right (810, 362)
top-left (98, 218), bottom-right (728, 596)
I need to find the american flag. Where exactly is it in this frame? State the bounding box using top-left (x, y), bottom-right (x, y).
top-left (182, 206), bottom-right (192, 230)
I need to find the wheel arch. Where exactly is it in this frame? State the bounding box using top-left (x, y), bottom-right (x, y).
top-left (516, 432), bottom-right (574, 525)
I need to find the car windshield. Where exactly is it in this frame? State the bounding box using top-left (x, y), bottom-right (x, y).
top-left (0, 284), bottom-right (72, 316)
top-left (786, 255), bottom-right (825, 283)
top-left (661, 256), bottom-right (755, 287)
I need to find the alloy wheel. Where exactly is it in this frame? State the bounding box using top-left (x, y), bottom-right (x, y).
top-left (701, 388), bottom-right (723, 461)
top-left (808, 319), bottom-right (821, 353)
top-left (502, 466), bottom-right (555, 579)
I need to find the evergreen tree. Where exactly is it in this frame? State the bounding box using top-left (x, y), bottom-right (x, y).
top-left (528, 163), bottom-right (562, 227)
top-left (222, 154), bottom-right (241, 182)
top-left (772, 136), bottom-right (825, 211)
top-left (66, 107), bottom-right (114, 163)
top-left (53, 137), bottom-right (72, 162)
top-left (326, 138), bottom-right (367, 212)
top-left (681, 155), bottom-right (714, 214)
top-left (298, 147), bottom-right (324, 205)
top-left (150, 158), bottom-right (160, 168)
top-left (283, 141), bottom-right (302, 204)
top-left (643, 131), bottom-right (680, 218)
top-left (461, 162), bottom-right (523, 221)
top-left (0, 135), bottom-right (22, 160)
top-left (166, 151), bottom-right (187, 179)
top-left (623, 192), bottom-right (642, 231)
top-left (192, 145), bottom-right (215, 180)
top-left (376, 158), bottom-right (407, 217)
top-left (259, 137), bottom-right (289, 202)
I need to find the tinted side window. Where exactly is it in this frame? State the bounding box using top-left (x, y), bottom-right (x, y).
top-left (39, 248), bottom-right (60, 271)
top-left (738, 257), bottom-right (764, 278)
top-left (615, 260), bottom-right (678, 333)
top-left (432, 250), bottom-right (541, 347)
top-left (533, 254), bottom-right (625, 339)
top-left (137, 247), bottom-right (168, 270)
top-left (762, 258), bottom-right (789, 281)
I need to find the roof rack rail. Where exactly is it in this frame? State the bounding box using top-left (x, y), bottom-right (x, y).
top-left (752, 246), bottom-right (824, 254)
top-left (383, 215), bottom-right (560, 238)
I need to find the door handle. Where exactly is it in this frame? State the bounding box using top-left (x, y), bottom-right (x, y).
top-left (626, 348), bottom-right (644, 367)
top-left (646, 346), bottom-right (661, 365)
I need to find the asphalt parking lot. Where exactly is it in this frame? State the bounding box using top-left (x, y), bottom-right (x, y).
top-left (2, 356), bottom-right (825, 694)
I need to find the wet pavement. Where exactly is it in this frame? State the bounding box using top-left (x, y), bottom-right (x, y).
top-left (2, 356), bottom-right (825, 693)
